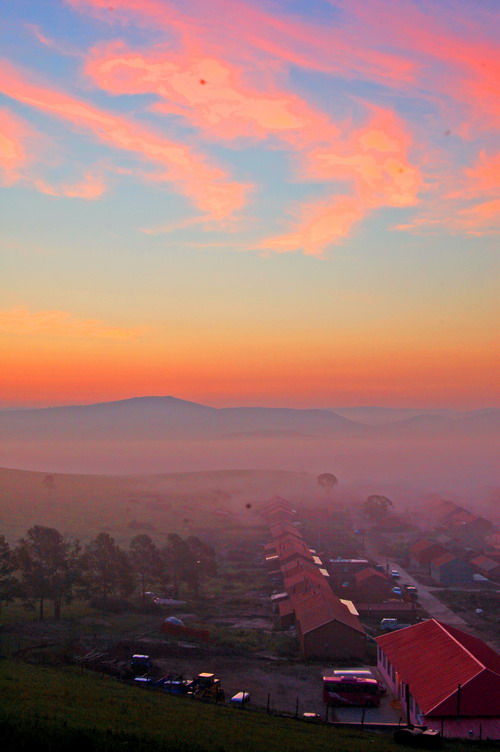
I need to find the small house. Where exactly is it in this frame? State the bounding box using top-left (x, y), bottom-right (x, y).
top-left (430, 553), bottom-right (473, 586)
top-left (376, 619), bottom-right (500, 740)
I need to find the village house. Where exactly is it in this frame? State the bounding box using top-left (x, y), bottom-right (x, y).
top-left (448, 511), bottom-right (495, 546)
top-left (263, 498), bottom-right (365, 659)
top-left (327, 557), bottom-right (371, 589)
top-left (352, 567), bottom-right (392, 602)
top-left (295, 590), bottom-right (366, 660)
top-left (260, 496), bottom-right (297, 525)
top-left (418, 498), bottom-right (461, 528)
top-left (470, 554), bottom-right (500, 583)
top-left (376, 619), bottom-right (500, 740)
top-left (409, 539), bottom-right (447, 572)
top-left (430, 553), bottom-right (474, 586)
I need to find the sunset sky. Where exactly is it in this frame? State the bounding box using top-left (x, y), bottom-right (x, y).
top-left (1, 0), bottom-right (499, 409)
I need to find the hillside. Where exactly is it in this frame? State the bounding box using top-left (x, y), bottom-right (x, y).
top-left (0, 661), bottom-right (492, 752)
top-left (0, 466), bottom-right (315, 543)
top-left (0, 397), bottom-right (497, 487)
top-left (2, 397), bottom-right (498, 442)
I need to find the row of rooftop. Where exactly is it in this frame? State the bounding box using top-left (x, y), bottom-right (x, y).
top-left (258, 495), bottom-right (500, 741)
top-left (405, 496), bottom-right (500, 586)
top-left (260, 496), bottom-right (366, 660)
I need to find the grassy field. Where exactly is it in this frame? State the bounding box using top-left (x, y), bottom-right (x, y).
top-left (0, 466), bottom-right (313, 544)
top-left (1, 660), bottom-right (497, 752)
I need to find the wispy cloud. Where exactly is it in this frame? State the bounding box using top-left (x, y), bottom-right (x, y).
top-left (14, 0), bottom-right (500, 254)
top-left (0, 306), bottom-right (147, 340)
top-left (0, 59), bottom-right (249, 219)
top-left (0, 107), bottom-right (40, 185)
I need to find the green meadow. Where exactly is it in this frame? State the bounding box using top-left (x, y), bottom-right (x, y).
top-left (1, 660), bottom-right (498, 752)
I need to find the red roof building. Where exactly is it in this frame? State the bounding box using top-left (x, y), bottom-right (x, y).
top-left (430, 553), bottom-right (474, 586)
top-left (263, 503), bottom-right (365, 659)
top-left (270, 520), bottom-right (303, 541)
top-left (353, 567), bottom-right (391, 602)
top-left (470, 555), bottom-right (500, 582)
top-left (409, 539), bottom-right (447, 571)
top-left (295, 590), bottom-right (365, 659)
top-left (376, 619), bottom-right (500, 739)
top-left (260, 496), bottom-right (296, 524)
top-left (275, 535), bottom-right (315, 566)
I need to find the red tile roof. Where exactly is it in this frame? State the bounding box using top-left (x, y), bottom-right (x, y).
top-left (295, 591), bottom-right (365, 636)
top-left (431, 553), bottom-right (457, 568)
top-left (260, 496), bottom-right (293, 514)
top-left (276, 535), bottom-right (314, 564)
top-left (471, 555), bottom-right (500, 573)
top-left (410, 539), bottom-right (435, 554)
top-left (270, 521), bottom-right (302, 540)
top-left (449, 510), bottom-right (478, 525)
top-left (282, 559), bottom-right (326, 583)
top-left (376, 619), bottom-right (500, 717)
top-left (354, 567), bottom-right (388, 583)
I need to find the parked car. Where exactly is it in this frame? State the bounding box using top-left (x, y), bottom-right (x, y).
top-left (405, 586), bottom-right (418, 600)
top-left (380, 618), bottom-right (412, 631)
top-left (392, 586), bottom-right (402, 596)
top-left (403, 583), bottom-right (418, 592)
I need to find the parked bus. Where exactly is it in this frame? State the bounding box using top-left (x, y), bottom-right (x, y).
top-left (323, 675), bottom-right (381, 707)
top-left (333, 668), bottom-right (386, 695)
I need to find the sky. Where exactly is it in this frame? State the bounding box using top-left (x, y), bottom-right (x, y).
top-left (1, 0), bottom-right (499, 409)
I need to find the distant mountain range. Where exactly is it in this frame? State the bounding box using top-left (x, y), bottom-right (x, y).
top-left (0, 396), bottom-right (498, 442)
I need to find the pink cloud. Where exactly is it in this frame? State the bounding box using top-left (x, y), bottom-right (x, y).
top-left (304, 107), bottom-right (421, 205)
top-left (0, 106), bottom-right (107, 199)
top-left (84, 41), bottom-right (335, 144)
top-left (69, 1), bottom-right (427, 254)
top-left (85, 42), bottom-right (307, 139)
top-left (81, 38), bottom-right (423, 254)
top-left (0, 107), bottom-right (39, 185)
top-left (260, 195), bottom-right (365, 257)
top-left (33, 169), bottom-right (108, 199)
top-left (397, 148), bottom-right (500, 237)
top-left (67, 0), bottom-right (415, 85)
top-left (263, 107), bottom-right (422, 256)
top-left (336, 0), bottom-right (500, 131)
top-left (0, 59), bottom-right (249, 218)
top-left (456, 199), bottom-right (500, 235)
top-left (66, 0), bottom-right (498, 254)
top-left (465, 152), bottom-right (500, 196)
top-left (27, 23), bottom-right (82, 57)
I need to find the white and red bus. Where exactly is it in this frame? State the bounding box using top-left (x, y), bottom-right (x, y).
top-left (322, 675), bottom-right (381, 707)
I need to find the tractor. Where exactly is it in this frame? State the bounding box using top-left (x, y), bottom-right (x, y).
top-left (193, 672), bottom-right (225, 701)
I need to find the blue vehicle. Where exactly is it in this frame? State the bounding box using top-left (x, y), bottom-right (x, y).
top-left (130, 654), bottom-right (152, 674)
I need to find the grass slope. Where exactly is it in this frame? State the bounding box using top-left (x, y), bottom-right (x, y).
top-left (0, 466), bottom-right (313, 543)
top-left (0, 661), bottom-right (496, 752)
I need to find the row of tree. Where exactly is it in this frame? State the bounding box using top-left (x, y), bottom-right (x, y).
top-left (0, 527), bottom-right (216, 620)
